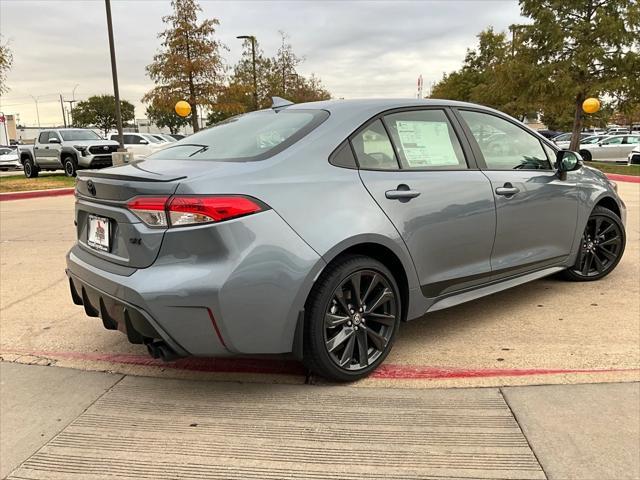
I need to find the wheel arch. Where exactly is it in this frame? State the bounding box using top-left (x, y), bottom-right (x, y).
top-left (594, 195), bottom-right (621, 219)
top-left (316, 238), bottom-right (417, 323)
top-left (20, 151), bottom-right (33, 165)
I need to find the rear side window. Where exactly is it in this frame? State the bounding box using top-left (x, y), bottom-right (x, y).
top-left (38, 132), bottom-right (49, 143)
top-left (351, 120), bottom-right (398, 170)
top-left (602, 136), bottom-right (623, 145)
top-left (149, 109), bottom-right (329, 162)
top-left (383, 110), bottom-right (467, 169)
top-left (625, 136), bottom-right (640, 144)
top-left (460, 110), bottom-right (551, 170)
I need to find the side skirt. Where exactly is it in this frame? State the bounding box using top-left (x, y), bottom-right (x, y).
top-left (425, 266), bottom-right (566, 313)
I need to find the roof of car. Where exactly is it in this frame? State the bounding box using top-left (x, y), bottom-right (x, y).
top-left (288, 98), bottom-right (484, 114)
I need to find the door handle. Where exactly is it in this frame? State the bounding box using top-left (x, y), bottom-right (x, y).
top-left (385, 185), bottom-right (421, 200)
top-left (495, 183), bottom-right (520, 197)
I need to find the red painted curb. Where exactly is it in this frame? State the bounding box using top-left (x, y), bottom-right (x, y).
top-left (606, 173), bottom-right (640, 184)
top-left (0, 187), bottom-right (75, 201)
top-left (5, 349), bottom-right (638, 380)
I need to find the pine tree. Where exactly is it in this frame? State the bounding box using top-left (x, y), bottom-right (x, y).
top-left (143, 0), bottom-right (226, 132)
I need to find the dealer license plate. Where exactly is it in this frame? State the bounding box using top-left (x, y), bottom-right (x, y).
top-left (87, 214), bottom-right (110, 252)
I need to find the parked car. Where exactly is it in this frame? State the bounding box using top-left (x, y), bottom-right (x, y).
top-left (536, 129), bottom-right (563, 139)
top-left (579, 134), bottom-right (640, 162)
top-left (628, 145), bottom-right (640, 165)
top-left (555, 134), bottom-right (610, 150)
top-left (19, 128), bottom-right (118, 177)
top-left (67, 98), bottom-right (626, 381)
top-left (107, 132), bottom-right (168, 161)
top-left (551, 132), bottom-right (591, 144)
top-left (607, 127), bottom-right (632, 135)
top-left (152, 133), bottom-right (178, 143)
top-left (0, 145), bottom-right (21, 171)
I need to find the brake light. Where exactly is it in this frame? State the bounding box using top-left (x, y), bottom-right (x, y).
top-left (127, 196), bottom-right (170, 227)
top-left (126, 195), bottom-right (264, 228)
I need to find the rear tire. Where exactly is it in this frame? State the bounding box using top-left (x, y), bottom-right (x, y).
top-left (561, 206), bottom-right (625, 281)
top-left (63, 156), bottom-right (77, 177)
top-left (23, 158), bottom-right (39, 178)
top-left (303, 255), bottom-right (401, 382)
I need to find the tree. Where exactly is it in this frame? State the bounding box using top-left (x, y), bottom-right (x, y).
top-left (144, 0), bottom-right (226, 132)
top-left (209, 32), bottom-right (330, 123)
top-left (73, 95), bottom-right (135, 136)
top-left (0, 35), bottom-right (13, 95)
top-left (519, 0), bottom-right (640, 150)
top-left (430, 28), bottom-right (540, 121)
top-left (145, 98), bottom-right (189, 134)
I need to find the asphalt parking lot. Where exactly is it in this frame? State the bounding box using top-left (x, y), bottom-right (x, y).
top-left (0, 182), bottom-right (638, 388)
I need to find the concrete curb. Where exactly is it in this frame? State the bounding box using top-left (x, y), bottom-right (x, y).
top-left (0, 187), bottom-right (75, 202)
top-left (605, 173), bottom-right (640, 184)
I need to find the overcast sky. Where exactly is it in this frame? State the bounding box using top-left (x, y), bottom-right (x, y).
top-left (0, 0), bottom-right (524, 126)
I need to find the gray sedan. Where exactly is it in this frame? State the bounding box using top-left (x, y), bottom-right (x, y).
top-left (66, 98), bottom-right (626, 381)
top-left (579, 134), bottom-right (640, 162)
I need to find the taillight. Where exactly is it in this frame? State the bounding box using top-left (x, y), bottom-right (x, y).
top-left (127, 196), bottom-right (169, 228)
top-left (126, 195), bottom-right (265, 228)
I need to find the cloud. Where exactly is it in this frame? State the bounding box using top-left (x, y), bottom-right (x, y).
top-left (0, 0), bottom-right (523, 125)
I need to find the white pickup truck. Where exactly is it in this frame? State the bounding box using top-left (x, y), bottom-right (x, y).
top-left (18, 128), bottom-right (119, 177)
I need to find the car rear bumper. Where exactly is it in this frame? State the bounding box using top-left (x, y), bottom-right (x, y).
top-left (66, 209), bottom-right (324, 357)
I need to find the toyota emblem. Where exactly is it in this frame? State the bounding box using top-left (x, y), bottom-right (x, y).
top-left (87, 180), bottom-right (96, 196)
top-left (103, 145), bottom-right (109, 151)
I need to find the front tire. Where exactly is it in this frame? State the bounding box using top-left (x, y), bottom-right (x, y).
top-left (23, 158), bottom-right (39, 178)
top-left (580, 150), bottom-right (592, 162)
top-left (562, 206), bottom-right (625, 281)
top-left (303, 255), bottom-right (401, 382)
top-left (63, 156), bottom-right (77, 177)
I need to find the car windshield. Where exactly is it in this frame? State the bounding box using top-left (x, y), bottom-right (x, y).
top-left (148, 109), bottom-right (329, 162)
top-left (0, 148), bottom-right (13, 155)
top-left (582, 136), bottom-right (604, 144)
top-left (59, 130), bottom-right (102, 141)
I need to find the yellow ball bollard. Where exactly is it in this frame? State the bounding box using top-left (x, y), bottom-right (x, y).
top-left (175, 101), bottom-right (192, 117)
top-left (582, 98), bottom-right (600, 114)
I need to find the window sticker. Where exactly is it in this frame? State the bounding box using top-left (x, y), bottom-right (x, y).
top-left (395, 121), bottom-right (460, 167)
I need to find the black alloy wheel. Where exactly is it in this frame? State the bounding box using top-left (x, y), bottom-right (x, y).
top-left (304, 255), bottom-right (401, 381)
top-left (563, 206), bottom-right (625, 281)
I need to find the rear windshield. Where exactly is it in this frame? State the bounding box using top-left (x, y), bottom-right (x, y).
top-left (148, 109), bottom-right (329, 162)
top-left (60, 130), bottom-right (102, 141)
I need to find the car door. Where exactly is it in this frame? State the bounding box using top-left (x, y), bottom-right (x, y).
top-left (622, 136), bottom-right (640, 157)
top-left (48, 131), bottom-right (63, 166)
top-left (34, 131), bottom-right (54, 166)
top-left (356, 108), bottom-right (496, 298)
top-left (595, 136), bottom-right (625, 161)
top-left (456, 109), bottom-right (578, 273)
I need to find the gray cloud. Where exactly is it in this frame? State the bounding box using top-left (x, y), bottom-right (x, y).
top-left (0, 0), bottom-right (523, 126)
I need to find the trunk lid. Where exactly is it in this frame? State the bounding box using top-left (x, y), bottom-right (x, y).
top-left (75, 162), bottom-right (187, 269)
top-left (74, 160), bottom-right (259, 269)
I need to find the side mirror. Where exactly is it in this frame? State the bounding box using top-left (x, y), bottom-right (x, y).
top-left (556, 150), bottom-right (582, 173)
top-left (48, 137), bottom-right (61, 144)
top-left (139, 140), bottom-right (149, 145)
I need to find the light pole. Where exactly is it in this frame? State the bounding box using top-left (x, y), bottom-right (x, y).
top-left (237, 35), bottom-right (258, 110)
top-left (105, 0), bottom-right (124, 150)
top-left (30, 95), bottom-right (41, 128)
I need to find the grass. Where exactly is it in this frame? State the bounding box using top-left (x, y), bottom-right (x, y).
top-left (588, 161), bottom-right (640, 176)
top-left (0, 173), bottom-right (76, 193)
top-left (0, 160), bottom-right (636, 194)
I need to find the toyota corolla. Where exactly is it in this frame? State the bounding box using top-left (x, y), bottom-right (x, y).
top-left (67, 98), bottom-right (626, 381)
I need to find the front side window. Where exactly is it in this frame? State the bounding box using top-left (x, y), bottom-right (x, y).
top-left (383, 110), bottom-right (467, 169)
top-left (350, 119), bottom-right (398, 170)
top-left (149, 109), bottom-right (329, 162)
top-left (602, 136), bottom-right (623, 145)
top-left (460, 110), bottom-right (551, 170)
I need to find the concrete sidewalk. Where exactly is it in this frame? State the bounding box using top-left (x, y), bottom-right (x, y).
top-left (1, 363), bottom-right (638, 480)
